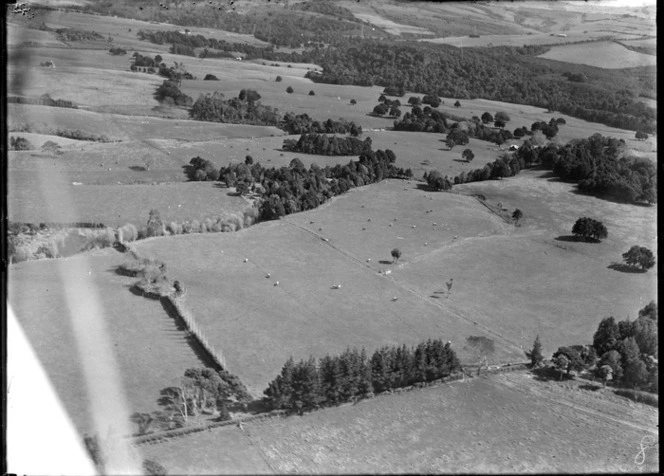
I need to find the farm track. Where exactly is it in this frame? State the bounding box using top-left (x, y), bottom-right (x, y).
top-left (492, 374), bottom-right (658, 435)
top-left (283, 217), bottom-right (525, 357)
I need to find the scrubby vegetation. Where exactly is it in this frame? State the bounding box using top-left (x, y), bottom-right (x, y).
top-left (264, 339), bottom-right (461, 413)
top-left (8, 94), bottom-right (77, 109)
top-left (55, 27), bottom-right (104, 42)
top-left (9, 136), bottom-right (34, 151)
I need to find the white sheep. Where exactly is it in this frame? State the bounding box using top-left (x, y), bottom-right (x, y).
top-left (274, 281), bottom-right (279, 286)
top-left (244, 258), bottom-right (249, 262)
top-left (266, 273), bottom-right (271, 278)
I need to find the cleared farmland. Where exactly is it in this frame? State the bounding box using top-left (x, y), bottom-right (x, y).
top-left (134, 184), bottom-right (521, 395)
top-left (141, 372), bottom-right (658, 474)
top-left (537, 41), bottom-right (656, 69)
top-left (8, 250), bottom-right (206, 435)
top-left (8, 180), bottom-right (250, 227)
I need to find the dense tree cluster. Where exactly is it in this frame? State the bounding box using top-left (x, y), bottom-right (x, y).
top-left (109, 47), bottom-right (127, 55)
top-left (453, 152), bottom-right (526, 185)
top-left (184, 156), bottom-right (219, 181)
top-left (280, 113), bottom-right (362, 136)
top-left (154, 80), bottom-right (193, 106)
top-left (527, 133), bottom-right (657, 204)
top-left (303, 40), bottom-right (655, 133)
top-left (282, 133), bottom-right (372, 156)
top-left (189, 91), bottom-right (280, 126)
top-left (592, 303), bottom-right (658, 392)
top-left (55, 27), bottom-right (104, 42)
top-left (423, 170), bottom-right (453, 191)
top-left (212, 148), bottom-right (410, 220)
top-left (170, 43), bottom-right (196, 56)
top-left (264, 339), bottom-right (461, 412)
top-left (131, 52), bottom-right (160, 68)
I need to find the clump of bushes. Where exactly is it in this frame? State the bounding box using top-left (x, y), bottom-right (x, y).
top-left (614, 389), bottom-right (658, 408)
top-left (203, 73), bottom-right (219, 80)
top-left (10, 136), bottom-right (34, 150)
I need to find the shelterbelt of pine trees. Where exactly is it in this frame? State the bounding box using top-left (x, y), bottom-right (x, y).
top-left (263, 339), bottom-right (461, 413)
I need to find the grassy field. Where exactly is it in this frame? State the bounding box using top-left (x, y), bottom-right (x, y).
top-left (8, 249), bottom-right (206, 435)
top-left (134, 185), bottom-right (519, 395)
top-left (141, 371), bottom-right (658, 474)
top-left (133, 169), bottom-right (656, 397)
top-left (537, 41), bottom-right (657, 69)
top-left (8, 179), bottom-right (250, 227)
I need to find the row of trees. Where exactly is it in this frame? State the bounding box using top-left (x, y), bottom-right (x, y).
top-left (280, 113), bottom-right (362, 136)
top-left (591, 302), bottom-right (657, 391)
top-left (282, 133), bottom-right (372, 156)
top-left (7, 93), bottom-right (77, 109)
top-left (263, 339), bottom-right (461, 413)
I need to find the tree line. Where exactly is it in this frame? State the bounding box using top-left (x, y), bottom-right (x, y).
top-left (263, 339), bottom-right (461, 413)
top-left (8, 94), bottom-right (77, 109)
top-left (280, 113), bottom-right (362, 136)
top-left (282, 133), bottom-right (371, 156)
top-left (189, 91), bottom-right (280, 126)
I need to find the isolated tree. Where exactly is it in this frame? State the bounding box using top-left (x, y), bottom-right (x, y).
top-left (462, 148), bottom-right (474, 163)
top-left (147, 209), bottom-right (163, 237)
top-left (445, 137), bottom-right (456, 150)
top-left (572, 217), bottom-right (607, 242)
top-left (465, 336), bottom-right (495, 375)
top-left (391, 248), bottom-right (401, 263)
top-left (635, 130), bottom-right (649, 141)
top-left (275, 75), bottom-right (283, 82)
top-left (350, 99), bottom-right (357, 105)
top-left (454, 100), bottom-right (461, 108)
top-left (481, 112), bottom-right (493, 124)
top-left (512, 209), bottom-right (523, 225)
top-left (622, 245), bottom-right (655, 271)
top-left (309, 90), bottom-right (315, 96)
top-left (143, 154), bottom-right (155, 171)
top-left (525, 335), bottom-right (544, 368)
top-left (286, 86), bottom-right (294, 94)
top-left (494, 111), bottom-right (510, 123)
top-left (41, 140), bottom-right (62, 155)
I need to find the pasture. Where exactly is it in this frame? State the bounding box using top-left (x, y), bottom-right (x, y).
top-left (141, 372), bottom-right (658, 474)
top-left (134, 186), bottom-right (520, 395)
top-left (8, 179), bottom-right (250, 227)
top-left (537, 41), bottom-right (656, 69)
top-left (8, 250), bottom-right (206, 435)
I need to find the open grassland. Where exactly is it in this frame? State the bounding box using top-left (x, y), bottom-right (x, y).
top-left (8, 250), bottom-right (206, 435)
top-left (142, 372), bottom-right (658, 474)
top-left (134, 188), bottom-right (519, 395)
top-left (8, 179), bottom-right (250, 228)
top-left (537, 41), bottom-right (656, 69)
